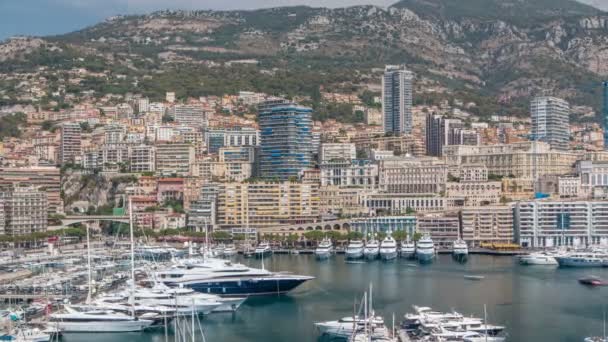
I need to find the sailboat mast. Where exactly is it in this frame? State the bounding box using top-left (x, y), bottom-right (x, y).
top-left (86, 225), bottom-right (92, 304)
top-left (129, 197), bottom-right (136, 317)
top-left (484, 304), bottom-right (488, 342)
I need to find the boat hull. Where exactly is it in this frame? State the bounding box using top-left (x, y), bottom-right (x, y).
top-left (400, 249), bottom-right (416, 259)
top-left (518, 255), bottom-right (557, 265)
top-left (213, 297), bottom-right (247, 312)
top-left (254, 250), bottom-right (272, 258)
top-left (363, 250), bottom-right (379, 260)
top-left (315, 323), bottom-right (353, 339)
top-left (416, 251), bottom-right (435, 263)
top-left (380, 250), bottom-right (398, 261)
top-left (555, 257), bottom-right (605, 268)
top-left (315, 251), bottom-right (331, 260)
top-left (170, 278), bottom-right (312, 296)
top-left (51, 320), bottom-right (153, 333)
top-left (345, 250), bottom-right (363, 260)
top-left (453, 252), bottom-right (469, 263)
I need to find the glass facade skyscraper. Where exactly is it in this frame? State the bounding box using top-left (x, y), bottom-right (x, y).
top-left (382, 65), bottom-right (414, 135)
top-left (530, 96), bottom-right (570, 151)
top-left (603, 81), bottom-right (608, 150)
top-left (259, 103), bottom-right (313, 180)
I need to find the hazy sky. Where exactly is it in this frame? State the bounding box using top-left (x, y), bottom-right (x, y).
top-left (0, 0), bottom-right (606, 41)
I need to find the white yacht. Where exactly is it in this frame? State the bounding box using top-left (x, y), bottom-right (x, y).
top-left (6, 326), bottom-right (52, 342)
top-left (254, 241), bottom-right (272, 258)
top-left (363, 238), bottom-right (380, 260)
top-left (222, 245), bottom-right (238, 257)
top-left (49, 305), bottom-right (155, 333)
top-left (315, 237), bottom-right (333, 260)
top-left (315, 316), bottom-right (385, 339)
top-left (156, 257), bottom-right (314, 296)
top-left (379, 234), bottom-right (398, 261)
top-left (463, 332), bottom-right (507, 342)
top-left (400, 239), bottom-right (416, 259)
top-left (345, 240), bottom-right (365, 260)
top-left (518, 252), bottom-right (558, 266)
top-left (416, 235), bottom-right (435, 263)
top-left (555, 252), bottom-right (608, 268)
top-left (452, 239), bottom-right (469, 262)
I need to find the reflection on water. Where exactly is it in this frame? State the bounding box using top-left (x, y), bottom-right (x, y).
top-left (62, 254), bottom-right (608, 341)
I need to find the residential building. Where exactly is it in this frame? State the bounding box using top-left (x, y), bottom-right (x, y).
top-left (426, 114), bottom-right (479, 157)
top-left (155, 143), bottom-right (195, 176)
top-left (578, 160), bottom-right (608, 195)
top-left (258, 103), bottom-right (313, 180)
top-left (216, 182), bottom-right (319, 230)
top-left (350, 216), bottom-right (416, 235)
top-left (443, 142), bottom-right (578, 180)
top-left (172, 104), bottom-right (208, 129)
top-left (187, 184), bottom-right (219, 231)
top-left (378, 158), bottom-right (447, 194)
top-left (382, 65), bottom-right (413, 134)
top-left (319, 143), bottom-right (356, 162)
top-left (137, 98), bottom-right (150, 113)
top-left (362, 193), bottom-right (447, 214)
top-left (166, 92), bottom-right (176, 103)
top-left (0, 167), bottom-right (62, 214)
top-left (514, 200), bottom-right (608, 247)
top-left (531, 96), bottom-right (570, 151)
top-left (445, 181), bottom-right (501, 206)
top-left (461, 206), bottom-right (514, 247)
top-left (319, 186), bottom-right (367, 217)
top-left (59, 123), bottom-right (82, 165)
top-left (319, 160), bottom-right (378, 189)
top-left (129, 145), bottom-right (156, 173)
top-left (459, 164), bottom-right (488, 182)
top-left (205, 127), bottom-right (259, 154)
top-left (370, 150), bottom-right (394, 160)
top-left (0, 186), bottom-right (48, 236)
top-left (417, 214), bottom-right (460, 249)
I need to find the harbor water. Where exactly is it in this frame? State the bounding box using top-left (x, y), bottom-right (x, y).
top-left (61, 254), bottom-right (608, 341)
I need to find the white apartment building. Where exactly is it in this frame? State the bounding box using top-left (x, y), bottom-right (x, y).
top-left (130, 145), bottom-right (156, 173)
top-left (531, 96), bottom-right (570, 151)
top-left (319, 143), bottom-right (356, 162)
top-left (445, 181), bottom-right (502, 206)
top-left (459, 164), bottom-right (488, 182)
top-left (59, 123), bottom-right (82, 165)
top-left (361, 193), bottom-right (447, 214)
top-left (155, 143), bottom-right (195, 176)
top-left (514, 200), bottom-right (608, 248)
top-left (172, 104), bottom-right (208, 129)
top-left (443, 142), bottom-right (578, 180)
top-left (378, 158), bottom-right (447, 194)
top-left (578, 160), bottom-right (608, 194)
top-left (319, 160), bottom-right (378, 189)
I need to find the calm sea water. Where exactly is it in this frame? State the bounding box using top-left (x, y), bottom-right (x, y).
top-left (61, 254), bottom-right (608, 341)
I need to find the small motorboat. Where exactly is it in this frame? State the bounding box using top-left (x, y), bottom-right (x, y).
top-left (463, 275), bottom-right (485, 281)
top-left (579, 276), bottom-right (608, 286)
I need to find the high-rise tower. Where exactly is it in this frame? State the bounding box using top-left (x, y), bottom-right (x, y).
top-left (382, 65), bottom-right (414, 135)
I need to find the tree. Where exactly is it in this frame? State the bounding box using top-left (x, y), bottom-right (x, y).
top-left (41, 120), bottom-right (55, 131)
top-left (392, 230), bottom-right (408, 242)
top-left (303, 230), bottom-right (324, 242)
top-left (347, 231), bottom-right (363, 241)
top-left (212, 231), bottom-right (231, 241)
top-left (79, 122), bottom-right (93, 133)
top-left (405, 207), bottom-right (416, 215)
top-left (412, 232), bottom-right (424, 242)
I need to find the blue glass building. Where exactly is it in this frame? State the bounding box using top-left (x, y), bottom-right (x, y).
top-left (603, 81), bottom-right (608, 150)
top-left (259, 103), bottom-right (313, 180)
